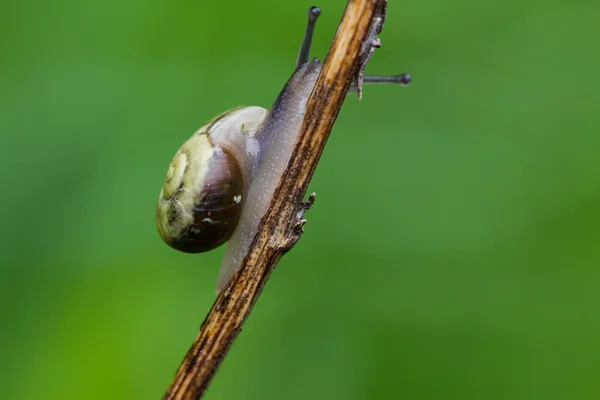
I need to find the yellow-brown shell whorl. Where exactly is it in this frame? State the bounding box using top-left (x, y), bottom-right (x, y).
top-left (156, 132), bottom-right (243, 253)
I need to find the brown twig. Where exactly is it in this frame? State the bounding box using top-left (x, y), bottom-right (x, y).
top-left (163, 1), bottom-right (386, 398)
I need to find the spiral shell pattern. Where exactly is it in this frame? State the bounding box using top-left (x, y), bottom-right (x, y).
top-left (156, 132), bottom-right (243, 253)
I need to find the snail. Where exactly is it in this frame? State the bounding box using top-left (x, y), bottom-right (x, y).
top-left (156, 6), bottom-right (411, 291)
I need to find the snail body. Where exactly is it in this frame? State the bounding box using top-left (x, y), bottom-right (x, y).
top-left (156, 6), bottom-right (410, 291)
top-left (158, 60), bottom-right (322, 289)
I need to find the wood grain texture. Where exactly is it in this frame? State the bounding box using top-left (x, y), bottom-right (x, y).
top-left (163, 1), bottom-right (384, 398)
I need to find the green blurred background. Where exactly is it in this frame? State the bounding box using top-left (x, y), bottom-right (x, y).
top-left (1, 0), bottom-right (599, 398)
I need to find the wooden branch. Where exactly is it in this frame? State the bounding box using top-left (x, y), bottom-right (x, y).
top-left (163, 1), bottom-right (385, 398)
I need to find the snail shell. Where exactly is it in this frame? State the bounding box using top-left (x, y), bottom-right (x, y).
top-left (156, 106), bottom-right (268, 254)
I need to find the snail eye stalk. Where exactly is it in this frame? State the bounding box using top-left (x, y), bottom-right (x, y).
top-left (296, 6), bottom-right (322, 70)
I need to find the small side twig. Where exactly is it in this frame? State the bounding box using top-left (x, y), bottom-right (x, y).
top-left (163, 1), bottom-right (386, 399)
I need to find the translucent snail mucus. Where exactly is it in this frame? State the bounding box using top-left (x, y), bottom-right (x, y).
top-left (156, 6), bottom-right (411, 291)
